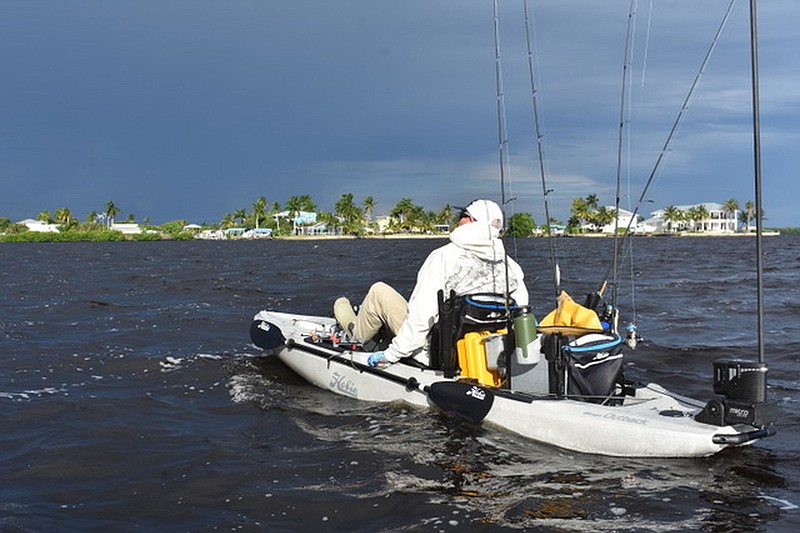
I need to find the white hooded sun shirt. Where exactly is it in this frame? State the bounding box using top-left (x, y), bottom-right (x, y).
top-left (383, 217), bottom-right (528, 365)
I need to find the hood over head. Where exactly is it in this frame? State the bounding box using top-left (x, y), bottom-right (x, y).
top-left (449, 199), bottom-right (505, 257)
top-left (455, 199), bottom-right (503, 229)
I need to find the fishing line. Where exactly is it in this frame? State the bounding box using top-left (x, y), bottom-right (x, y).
top-left (608, 0), bottom-right (639, 312)
top-left (492, 0), bottom-right (514, 307)
top-left (599, 0), bottom-right (737, 286)
top-left (523, 0), bottom-right (561, 303)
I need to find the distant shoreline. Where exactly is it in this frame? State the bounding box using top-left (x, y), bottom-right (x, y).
top-left (0, 230), bottom-right (786, 243)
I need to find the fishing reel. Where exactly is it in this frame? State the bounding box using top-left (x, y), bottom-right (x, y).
top-left (624, 324), bottom-right (641, 349)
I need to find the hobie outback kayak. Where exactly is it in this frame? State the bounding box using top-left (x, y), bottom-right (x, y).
top-left (250, 291), bottom-right (775, 458)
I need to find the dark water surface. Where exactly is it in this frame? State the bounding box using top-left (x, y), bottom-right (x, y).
top-left (1, 236), bottom-right (798, 532)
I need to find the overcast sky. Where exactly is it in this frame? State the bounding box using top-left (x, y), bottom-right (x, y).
top-left (2, 1), bottom-right (797, 226)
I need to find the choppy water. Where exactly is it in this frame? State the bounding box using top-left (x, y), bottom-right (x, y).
top-left (1, 236), bottom-right (798, 532)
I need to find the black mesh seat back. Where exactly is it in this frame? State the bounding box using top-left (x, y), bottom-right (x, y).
top-left (430, 291), bottom-right (515, 376)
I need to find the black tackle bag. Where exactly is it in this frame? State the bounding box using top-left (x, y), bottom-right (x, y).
top-left (563, 333), bottom-right (624, 404)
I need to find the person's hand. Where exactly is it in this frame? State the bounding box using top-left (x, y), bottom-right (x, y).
top-left (367, 351), bottom-right (389, 367)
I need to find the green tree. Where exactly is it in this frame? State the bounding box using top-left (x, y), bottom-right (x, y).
top-left (160, 220), bottom-right (191, 239)
top-left (363, 196), bottom-right (375, 221)
top-left (296, 194), bottom-right (316, 212)
top-left (435, 205), bottom-right (454, 228)
top-left (743, 200), bottom-right (756, 229)
top-left (686, 204), bottom-right (709, 232)
top-left (388, 198), bottom-right (427, 232)
top-left (220, 213), bottom-right (236, 229)
top-left (663, 205), bottom-right (683, 233)
top-left (335, 193), bottom-right (364, 235)
top-left (284, 196), bottom-right (303, 235)
top-left (37, 211), bottom-right (52, 223)
top-left (251, 196), bottom-right (268, 229)
top-left (569, 195), bottom-right (600, 232)
top-left (233, 208), bottom-right (247, 226)
top-left (594, 206), bottom-right (617, 231)
top-left (507, 212), bottom-right (536, 237)
top-left (104, 201), bottom-right (120, 228)
top-left (722, 198), bottom-right (739, 231)
top-left (54, 207), bottom-right (75, 229)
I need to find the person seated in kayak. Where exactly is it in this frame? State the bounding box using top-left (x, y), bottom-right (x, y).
top-left (333, 199), bottom-right (528, 367)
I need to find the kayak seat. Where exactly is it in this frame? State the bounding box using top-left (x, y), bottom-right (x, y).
top-left (429, 290), bottom-right (516, 380)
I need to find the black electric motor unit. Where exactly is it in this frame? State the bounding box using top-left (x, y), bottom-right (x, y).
top-left (695, 358), bottom-right (776, 427)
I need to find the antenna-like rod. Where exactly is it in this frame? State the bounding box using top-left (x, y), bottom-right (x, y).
top-left (749, 0), bottom-right (765, 364)
top-left (523, 0), bottom-right (561, 301)
top-left (608, 0), bottom-right (638, 306)
top-left (492, 0), bottom-right (509, 210)
top-left (492, 0), bottom-right (514, 310)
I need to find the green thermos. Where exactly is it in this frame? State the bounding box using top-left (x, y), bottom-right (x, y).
top-left (513, 306), bottom-right (540, 365)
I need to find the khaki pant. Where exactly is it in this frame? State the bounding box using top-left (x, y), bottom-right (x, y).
top-left (334, 282), bottom-right (408, 342)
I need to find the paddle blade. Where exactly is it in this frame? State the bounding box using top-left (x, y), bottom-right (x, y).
top-left (427, 381), bottom-right (494, 423)
top-left (249, 319), bottom-right (286, 351)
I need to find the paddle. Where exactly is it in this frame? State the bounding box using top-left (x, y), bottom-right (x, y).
top-left (426, 381), bottom-right (495, 423)
top-left (255, 325), bottom-right (496, 424)
top-left (249, 319), bottom-right (287, 351)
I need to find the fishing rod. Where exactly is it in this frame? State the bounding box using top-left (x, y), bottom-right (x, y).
top-left (492, 0), bottom-right (516, 368)
top-left (522, 0), bottom-right (561, 304)
top-left (608, 0), bottom-right (639, 311)
top-left (491, 0), bottom-right (526, 310)
top-left (594, 0), bottom-right (737, 295)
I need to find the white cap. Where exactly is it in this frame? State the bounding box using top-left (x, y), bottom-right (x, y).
top-left (463, 199), bottom-right (503, 229)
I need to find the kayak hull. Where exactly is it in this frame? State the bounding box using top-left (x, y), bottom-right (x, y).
top-left (250, 310), bottom-right (770, 458)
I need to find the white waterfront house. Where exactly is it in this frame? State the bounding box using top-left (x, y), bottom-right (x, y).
top-left (273, 210), bottom-right (317, 234)
top-left (18, 219), bottom-right (60, 232)
top-left (584, 207), bottom-right (639, 234)
top-left (110, 223), bottom-right (143, 235)
top-left (578, 202), bottom-right (739, 234)
top-left (647, 202), bottom-right (739, 233)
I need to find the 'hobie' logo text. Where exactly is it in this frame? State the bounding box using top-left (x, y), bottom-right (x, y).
top-left (330, 372), bottom-right (358, 398)
top-left (466, 386), bottom-right (486, 401)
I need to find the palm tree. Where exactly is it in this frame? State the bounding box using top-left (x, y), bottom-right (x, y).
top-left (569, 195), bottom-right (600, 232)
top-left (297, 194), bottom-right (316, 212)
top-left (595, 206), bottom-right (617, 232)
top-left (389, 198), bottom-right (426, 232)
top-left (663, 205), bottom-right (683, 233)
top-left (686, 204), bottom-right (709, 232)
top-left (436, 205), bottom-right (454, 228)
top-left (104, 201), bottom-right (120, 229)
top-left (335, 193), bottom-right (363, 235)
top-left (284, 196), bottom-right (303, 235)
top-left (37, 211), bottom-right (52, 223)
top-left (233, 208), bottom-right (247, 226)
top-left (743, 200), bottom-right (756, 230)
top-left (220, 213), bottom-right (236, 229)
top-left (54, 207), bottom-right (74, 228)
top-left (251, 196), bottom-right (267, 229)
top-left (390, 198), bottom-right (416, 226)
top-left (722, 198), bottom-right (739, 231)
top-left (362, 196), bottom-right (375, 221)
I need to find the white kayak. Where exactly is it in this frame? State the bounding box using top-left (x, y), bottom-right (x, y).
top-left (249, 309), bottom-right (775, 458)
